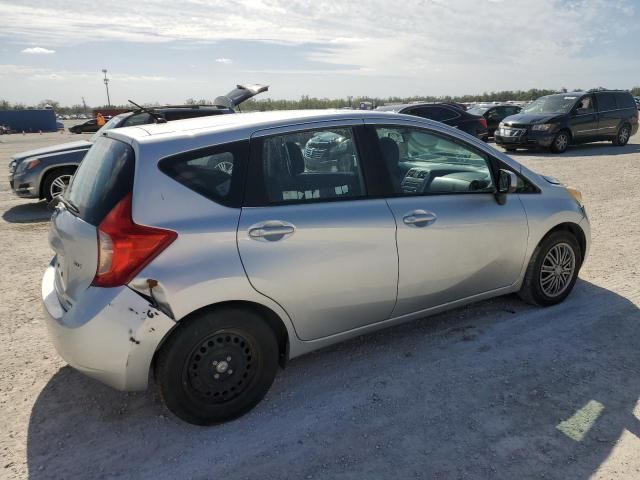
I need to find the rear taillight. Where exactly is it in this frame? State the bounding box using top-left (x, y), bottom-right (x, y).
top-left (92, 193), bottom-right (177, 287)
top-left (479, 118), bottom-right (488, 129)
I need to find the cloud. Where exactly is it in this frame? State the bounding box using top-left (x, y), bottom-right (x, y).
top-left (21, 46), bottom-right (55, 54)
top-left (215, 58), bottom-right (232, 64)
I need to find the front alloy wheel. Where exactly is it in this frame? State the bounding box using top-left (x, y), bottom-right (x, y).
top-left (539, 243), bottom-right (576, 298)
top-left (550, 131), bottom-right (569, 153)
top-left (519, 230), bottom-right (581, 306)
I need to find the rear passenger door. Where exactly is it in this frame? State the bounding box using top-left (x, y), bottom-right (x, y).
top-left (594, 92), bottom-right (619, 136)
top-left (237, 122), bottom-right (399, 341)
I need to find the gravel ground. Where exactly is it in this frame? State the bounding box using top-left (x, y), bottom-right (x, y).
top-left (0, 129), bottom-right (639, 479)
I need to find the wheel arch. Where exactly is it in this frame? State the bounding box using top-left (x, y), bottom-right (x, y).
top-left (38, 164), bottom-right (78, 199)
top-left (538, 221), bottom-right (586, 263)
top-left (153, 300), bottom-right (291, 371)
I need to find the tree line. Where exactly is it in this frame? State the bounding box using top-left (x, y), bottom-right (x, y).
top-left (2, 87), bottom-right (639, 113)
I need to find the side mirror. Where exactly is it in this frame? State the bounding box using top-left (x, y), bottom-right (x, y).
top-left (495, 169), bottom-right (517, 205)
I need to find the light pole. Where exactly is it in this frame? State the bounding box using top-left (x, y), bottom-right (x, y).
top-left (102, 69), bottom-right (111, 107)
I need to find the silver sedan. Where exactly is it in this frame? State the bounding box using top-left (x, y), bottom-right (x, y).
top-left (42, 110), bottom-right (589, 425)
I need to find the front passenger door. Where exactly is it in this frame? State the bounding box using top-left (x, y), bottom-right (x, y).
top-left (371, 124), bottom-right (529, 317)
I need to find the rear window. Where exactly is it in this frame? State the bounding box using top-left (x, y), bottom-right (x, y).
top-left (65, 137), bottom-right (134, 225)
top-left (163, 110), bottom-right (222, 121)
top-left (158, 140), bottom-right (249, 207)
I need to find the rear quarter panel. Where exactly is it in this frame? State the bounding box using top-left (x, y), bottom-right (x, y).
top-left (126, 136), bottom-right (300, 350)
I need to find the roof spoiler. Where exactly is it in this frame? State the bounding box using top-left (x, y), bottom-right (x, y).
top-left (213, 84), bottom-right (269, 109)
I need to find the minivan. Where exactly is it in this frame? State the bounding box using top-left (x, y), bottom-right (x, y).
top-left (495, 90), bottom-right (638, 153)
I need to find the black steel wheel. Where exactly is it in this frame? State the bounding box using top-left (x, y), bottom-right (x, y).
top-left (156, 306), bottom-right (279, 425)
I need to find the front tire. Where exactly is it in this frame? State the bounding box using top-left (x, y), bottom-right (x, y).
top-left (550, 131), bottom-right (570, 153)
top-left (613, 124), bottom-right (631, 146)
top-left (518, 230), bottom-right (581, 306)
top-left (155, 307), bottom-right (279, 425)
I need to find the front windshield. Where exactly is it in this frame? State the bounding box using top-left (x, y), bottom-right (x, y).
top-left (89, 114), bottom-right (127, 142)
top-left (523, 95), bottom-right (578, 115)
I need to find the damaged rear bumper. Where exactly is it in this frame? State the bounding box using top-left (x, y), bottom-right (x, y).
top-left (41, 261), bottom-right (175, 391)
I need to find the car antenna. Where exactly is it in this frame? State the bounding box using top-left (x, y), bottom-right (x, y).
top-left (127, 99), bottom-right (167, 124)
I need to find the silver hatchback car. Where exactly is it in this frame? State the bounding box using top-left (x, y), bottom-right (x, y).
top-left (42, 110), bottom-right (590, 425)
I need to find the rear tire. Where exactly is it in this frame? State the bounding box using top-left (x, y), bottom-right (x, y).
top-left (518, 230), bottom-right (581, 307)
top-left (550, 130), bottom-right (570, 153)
top-left (613, 124), bottom-right (631, 146)
top-left (42, 167), bottom-right (75, 202)
top-left (155, 306), bottom-right (279, 425)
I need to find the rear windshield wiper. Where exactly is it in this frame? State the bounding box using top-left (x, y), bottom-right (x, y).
top-left (59, 195), bottom-right (80, 214)
top-left (128, 100), bottom-right (167, 124)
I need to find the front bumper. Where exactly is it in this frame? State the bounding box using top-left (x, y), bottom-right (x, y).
top-left (41, 261), bottom-right (176, 391)
top-left (495, 128), bottom-right (555, 149)
top-left (9, 173), bottom-right (39, 198)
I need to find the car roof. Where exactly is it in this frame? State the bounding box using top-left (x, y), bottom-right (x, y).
top-left (376, 102), bottom-right (465, 112)
top-left (106, 109), bottom-right (420, 144)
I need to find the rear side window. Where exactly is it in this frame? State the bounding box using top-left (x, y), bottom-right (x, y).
top-left (614, 92), bottom-right (635, 109)
top-left (159, 140), bottom-right (249, 207)
top-left (596, 93), bottom-right (616, 111)
top-left (121, 113), bottom-right (152, 127)
top-left (258, 127), bottom-right (366, 204)
top-left (66, 137), bottom-right (134, 225)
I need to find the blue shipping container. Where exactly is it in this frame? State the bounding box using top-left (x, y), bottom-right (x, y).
top-left (0, 109), bottom-right (57, 133)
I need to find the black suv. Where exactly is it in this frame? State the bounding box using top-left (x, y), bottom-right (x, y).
top-left (377, 103), bottom-right (489, 141)
top-left (495, 90), bottom-right (639, 153)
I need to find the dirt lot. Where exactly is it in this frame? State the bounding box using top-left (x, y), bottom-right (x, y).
top-left (1, 128), bottom-right (639, 479)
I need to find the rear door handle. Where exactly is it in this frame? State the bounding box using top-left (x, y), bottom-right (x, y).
top-left (403, 210), bottom-right (437, 227)
top-left (248, 221), bottom-right (296, 240)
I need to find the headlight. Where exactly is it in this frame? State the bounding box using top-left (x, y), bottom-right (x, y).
top-left (15, 158), bottom-right (41, 173)
top-left (566, 186), bottom-right (583, 207)
top-left (25, 158), bottom-right (41, 170)
top-left (498, 122), bottom-right (505, 128)
top-left (532, 123), bottom-right (555, 131)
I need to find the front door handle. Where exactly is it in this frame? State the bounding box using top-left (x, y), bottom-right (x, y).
top-left (403, 210), bottom-right (437, 227)
top-left (248, 221), bottom-right (296, 240)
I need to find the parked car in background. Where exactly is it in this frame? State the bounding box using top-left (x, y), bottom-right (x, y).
top-left (8, 84), bottom-right (268, 201)
top-left (43, 109), bottom-right (589, 425)
top-left (377, 103), bottom-right (489, 140)
top-left (635, 96), bottom-right (640, 109)
top-left (495, 90), bottom-right (639, 153)
top-left (467, 104), bottom-right (522, 138)
top-left (69, 118), bottom-right (103, 134)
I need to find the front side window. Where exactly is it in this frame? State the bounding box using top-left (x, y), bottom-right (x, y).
top-left (375, 126), bottom-right (494, 195)
top-left (575, 95), bottom-right (595, 114)
top-left (260, 127), bottom-right (365, 203)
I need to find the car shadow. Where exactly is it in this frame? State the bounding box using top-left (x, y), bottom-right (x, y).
top-left (504, 141), bottom-right (640, 158)
top-left (2, 201), bottom-right (51, 224)
top-left (27, 280), bottom-right (640, 479)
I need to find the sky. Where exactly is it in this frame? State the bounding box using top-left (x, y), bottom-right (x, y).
top-left (0, 0), bottom-right (638, 106)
